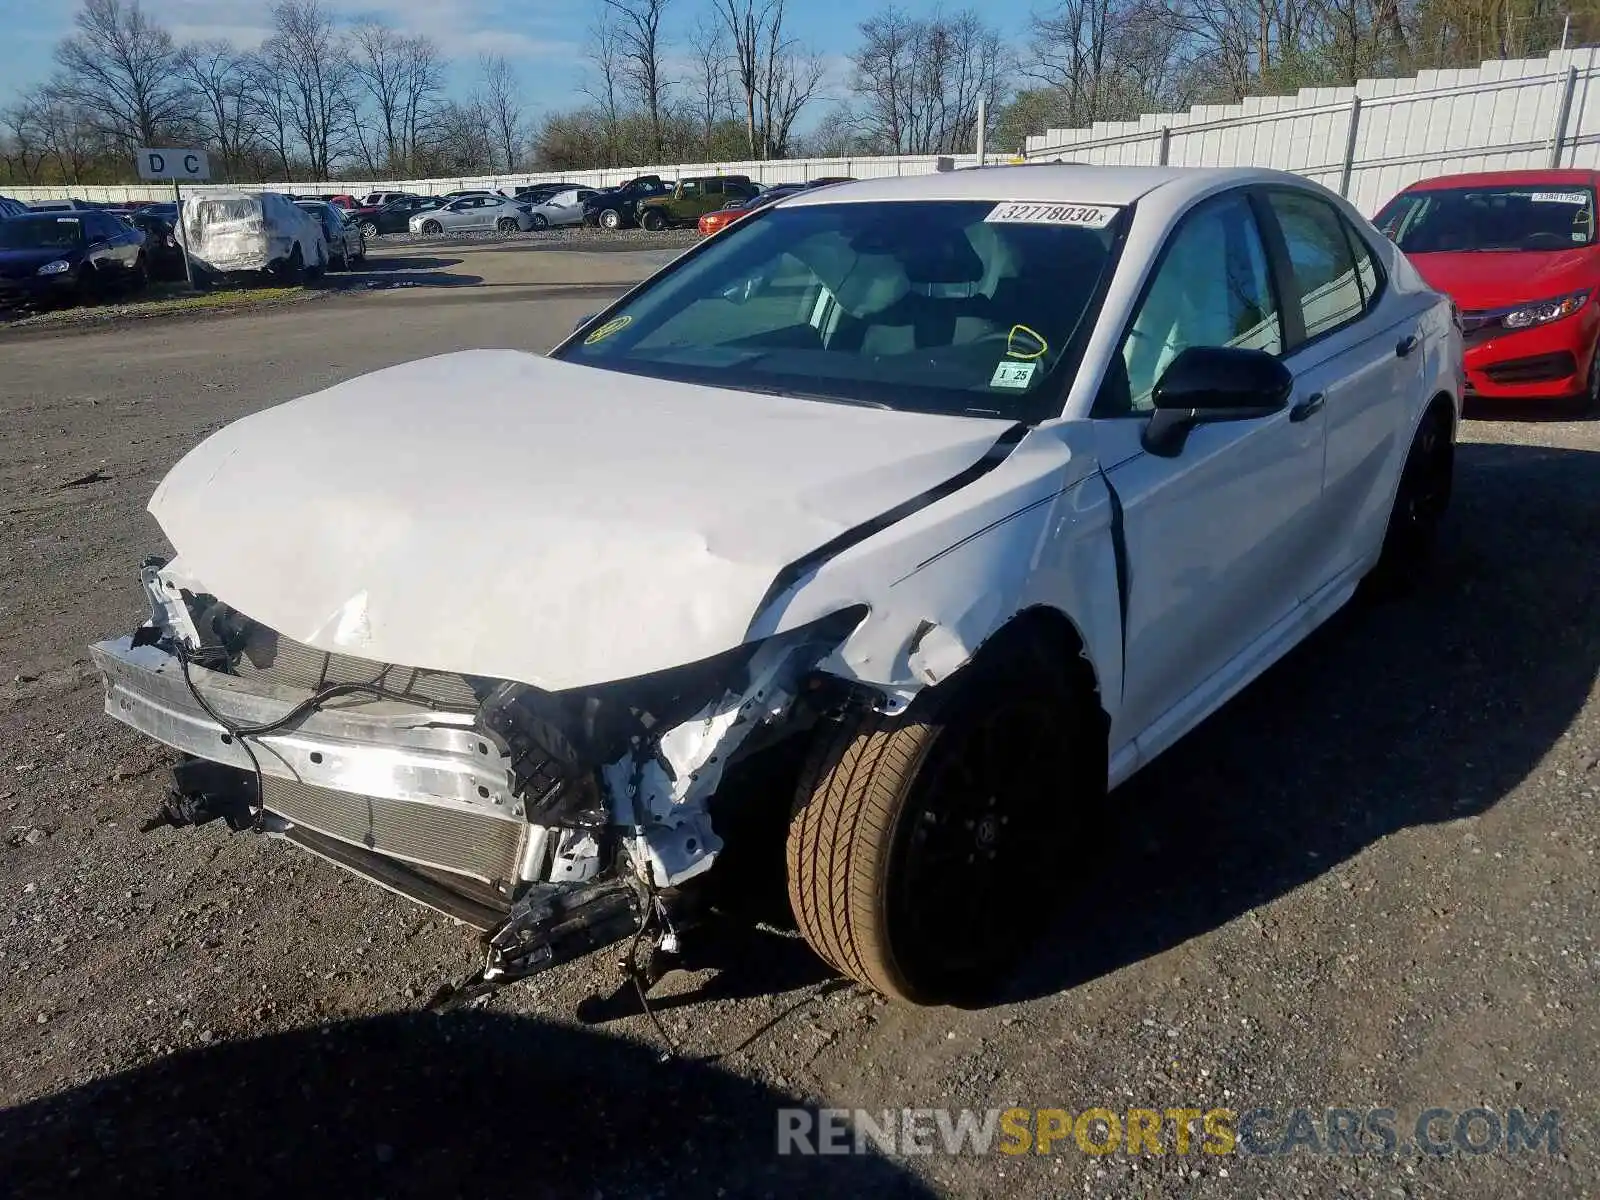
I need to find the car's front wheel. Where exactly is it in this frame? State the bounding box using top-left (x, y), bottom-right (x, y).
top-left (496, 216), bottom-right (519, 234)
top-left (421, 219), bottom-right (442, 235)
top-left (599, 208), bottom-right (622, 230)
top-left (786, 628), bottom-right (1096, 1004)
top-left (360, 221), bottom-right (378, 239)
top-left (641, 209), bottom-right (666, 231)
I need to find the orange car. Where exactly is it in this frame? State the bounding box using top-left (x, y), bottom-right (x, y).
top-left (697, 206), bottom-right (743, 236)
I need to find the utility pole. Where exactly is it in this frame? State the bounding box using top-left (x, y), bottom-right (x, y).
top-left (976, 95), bottom-right (987, 164)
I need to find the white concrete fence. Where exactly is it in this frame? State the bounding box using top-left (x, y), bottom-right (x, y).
top-left (8, 47), bottom-right (1600, 214)
top-left (1026, 47), bottom-right (1600, 214)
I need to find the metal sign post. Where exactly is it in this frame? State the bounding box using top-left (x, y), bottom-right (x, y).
top-left (172, 179), bottom-right (195, 289)
top-left (137, 148), bottom-right (210, 291)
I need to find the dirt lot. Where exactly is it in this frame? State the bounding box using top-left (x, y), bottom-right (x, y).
top-left (0, 248), bottom-right (1597, 1199)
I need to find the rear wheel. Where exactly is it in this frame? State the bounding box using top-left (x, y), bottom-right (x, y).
top-left (529, 212), bottom-right (548, 230)
top-left (360, 220), bottom-right (378, 239)
top-left (599, 208), bottom-right (622, 230)
top-left (786, 628), bottom-right (1096, 1003)
top-left (1368, 403), bottom-right (1454, 594)
top-left (496, 216), bottom-right (519, 234)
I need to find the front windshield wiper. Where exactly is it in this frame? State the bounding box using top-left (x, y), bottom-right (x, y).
top-left (737, 383), bottom-right (895, 409)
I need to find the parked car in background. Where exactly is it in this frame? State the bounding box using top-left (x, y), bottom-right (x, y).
top-left (697, 178), bottom-right (853, 236)
top-left (410, 194), bottom-right (537, 234)
top-left (441, 189), bottom-right (501, 201)
top-left (28, 198), bottom-right (101, 212)
top-left (582, 176), bottom-right (672, 229)
top-left (521, 187), bottom-right (597, 229)
top-left (345, 193), bottom-right (420, 235)
top-left (638, 175), bottom-right (757, 230)
top-left (295, 199), bottom-right (367, 269)
top-left (182, 190), bottom-right (327, 283)
top-left (1377, 169), bottom-right (1600, 411)
top-left (513, 182), bottom-right (585, 204)
top-left (317, 194), bottom-right (359, 211)
top-left (360, 195), bottom-right (441, 237)
top-left (0, 195), bottom-right (29, 219)
top-left (360, 191), bottom-right (413, 208)
top-left (0, 209), bottom-right (147, 307)
top-left (128, 208), bottom-right (186, 280)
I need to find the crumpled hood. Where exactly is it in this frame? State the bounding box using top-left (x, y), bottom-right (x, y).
top-left (151, 350), bottom-right (1018, 690)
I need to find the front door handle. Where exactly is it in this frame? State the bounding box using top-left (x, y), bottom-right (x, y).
top-left (1289, 392), bottom-right (1325, 422)
top-left (1396, 333), bottom-right (1420, 358)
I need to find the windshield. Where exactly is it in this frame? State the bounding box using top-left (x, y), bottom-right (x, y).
top-left (1376, 185), bottom-right (1596, 252)
top-left (554, 199), bottom-right (1124, 421)
top-left (0, 215), bottom-right (85, 250)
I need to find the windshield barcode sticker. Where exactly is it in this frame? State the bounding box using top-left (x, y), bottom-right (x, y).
top-left (985, 202), bottom-right (1117, 227)
top-left (991, 360), bottom-right (1038, 389)
top-left (1529, 191), bottom-right (1588, 204)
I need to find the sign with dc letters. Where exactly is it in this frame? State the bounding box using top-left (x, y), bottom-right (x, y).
top-left (136, 148), bottom-right (210, 182)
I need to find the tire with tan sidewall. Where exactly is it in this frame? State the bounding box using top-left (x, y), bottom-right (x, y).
top-left (785, 624), bottom-right (1098, 1004)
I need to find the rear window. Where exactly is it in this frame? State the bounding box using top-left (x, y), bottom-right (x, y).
top-left (1376, 184), bottom-right (1596, 252)
top-left (195, 198), bottom-right (260, 224)
top-left (555, 199), bottom-right (1125, 422)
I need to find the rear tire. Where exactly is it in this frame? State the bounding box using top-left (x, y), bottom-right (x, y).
top-left (497, 217), bottom-right (518, 234)
top-left (360, 221), bottom-right (378, 239)
top-left (786, 628), bottom-right (1095, 1004)
top-left (1367, 403), bottom-right (1454, 595)
top-left (599, 208), bottom-right (622, 230)
top-left (530, 212), bottom-right (548, 230)
top-left (278, 244), bottom-right (305, 286)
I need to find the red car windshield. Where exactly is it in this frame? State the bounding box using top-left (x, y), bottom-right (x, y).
top-left (1376, 185), bottom-right (1596, 252)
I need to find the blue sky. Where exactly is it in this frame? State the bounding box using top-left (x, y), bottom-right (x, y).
top-left (0, 0), bottom-right (1039, 121)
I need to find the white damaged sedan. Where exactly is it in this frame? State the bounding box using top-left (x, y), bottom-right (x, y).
top-left (93, 166), bottom-right (1461, 1005)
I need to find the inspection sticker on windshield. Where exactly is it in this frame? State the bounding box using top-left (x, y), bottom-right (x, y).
top-left (1529, 191), bottom-right (1588, 204)
top-left (985, 202), bottom-right (1117, 227)
top-left (991, 360), bottom-right (1038, 389)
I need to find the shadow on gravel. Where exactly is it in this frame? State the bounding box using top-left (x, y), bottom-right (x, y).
top-left (0, 1012), bottom-right (932, 1200)
top-left (1008, 440), bottom-right (1600, 1001)
top-left (321, 254), bottom-right (482, 291)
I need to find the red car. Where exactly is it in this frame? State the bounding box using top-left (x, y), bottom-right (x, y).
top-left (1375, 169), bottom-right (1600, 409)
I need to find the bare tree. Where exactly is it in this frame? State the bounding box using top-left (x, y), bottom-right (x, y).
top-left (1, 102), bottom-right (50, 183)
top-left (350, 25), bottom-right (408, 172)
top-left (401, 36), bottom-right (447, 176)
top-left (179, 40), bottom-right (256, 179)
top-left (245, 52), bottom-right (298, 179)
top-left (261, 0), bottom-right (352, 181)
top-left (851, 8), bottom-right (1007, 154)
top-left (687, 16), bottom-right (731, 157)
top-left (712, 0), bottom-right (821, 158)
top-left (599, 0), bottom-right (673, 158)
top-left (583, 17), bottom-right (629, 166)
top-left (479, 53), bottom-right (524, 170)
top-left (50, 0), bottom-right (190, 151)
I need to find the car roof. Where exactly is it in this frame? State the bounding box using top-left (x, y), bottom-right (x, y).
top-left (1399, 168), bottom-right (1600, 192)
top-left (780, 164), bottom-right (1280, 209)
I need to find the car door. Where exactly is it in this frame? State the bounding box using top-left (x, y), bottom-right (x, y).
top-left (1094, 187), bottom-right (1330, 755)
top-left (83, 213), bottom-right (125, 280)
top-left (1258, 187), bottom-right (1425, 586)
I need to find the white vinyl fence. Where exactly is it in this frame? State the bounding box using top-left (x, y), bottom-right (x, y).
top-left (1, 153), bottom-right (1011, 207)
top-left (1026, 46), bottom-right (1600, 214)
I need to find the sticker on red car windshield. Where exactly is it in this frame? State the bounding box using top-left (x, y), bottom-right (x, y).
top-left (984, 202), bottom-right (1117, 227)
top-left (1529, 191), bottom-right (1588, 204)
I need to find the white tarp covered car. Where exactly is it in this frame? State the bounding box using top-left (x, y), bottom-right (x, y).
top-left (180, 190), bottom-right (326, 281)
top-left (92, 166), bottom-right (1461, 1007)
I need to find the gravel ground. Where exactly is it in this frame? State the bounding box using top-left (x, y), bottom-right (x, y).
top-left (0, 295), bottom-right (1596, 1199)
top-left (373, 223), bottom-right (702, 252)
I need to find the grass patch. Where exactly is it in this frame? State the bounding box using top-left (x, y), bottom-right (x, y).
top-left (0, 282), bottom-right (323, 332)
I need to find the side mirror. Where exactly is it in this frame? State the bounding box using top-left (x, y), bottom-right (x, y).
top-left (1142, 345), bottom-right (1292, 457)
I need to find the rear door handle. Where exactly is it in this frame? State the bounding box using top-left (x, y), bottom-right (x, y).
top-left (1396, 334), bottom-right (1420, 358)
top-left (1289, 392), bottom-right (1325, 422)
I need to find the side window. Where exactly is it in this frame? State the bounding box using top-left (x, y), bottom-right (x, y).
top-left (1103, 191), bottom-right (1282, 415)
top-left (681, 180), bottom-right (700, 198)
top-left (1264, 190), bottom-right (1367, 342)
top-left (705, 180), bottom-right (723, 197)
top-left (1344, 223), bottom-right (1384, 305)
